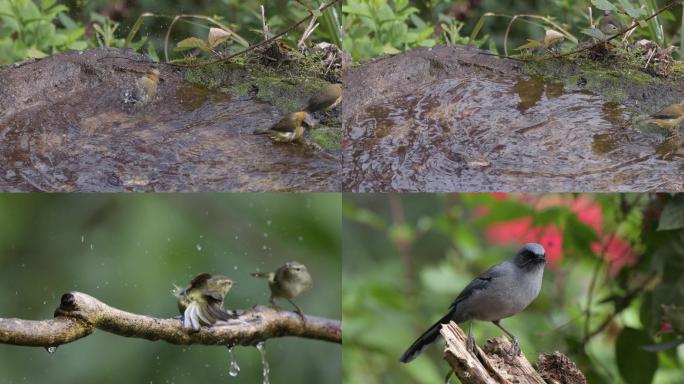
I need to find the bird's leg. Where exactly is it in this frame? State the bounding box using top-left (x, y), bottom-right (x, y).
top-left (466, 320), bottom-right (476, 353)
top-left (269, 296), bottom-right (281, 310)
top-left (287, 298), bottom-right (306, 320)
top-left (492, 320), bottom-right (520, 356)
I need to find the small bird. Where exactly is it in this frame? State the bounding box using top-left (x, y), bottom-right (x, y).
top-left (599, 12), bottom-right (622, 36)
top-left (124, 69), bottom-right (160, 106)
top-left (399, 243), bottom-right (546, 363)
top-left (254, 111), bottom-right (313, 143)
top-left (172, 273), bottom-right (236, 331)
top-left (304, 83), bottom-right (342, 113)
top-left (642, 102), bottom-right (684, 130)
top-left (251, 261), bottom-right (313, 316)
top-left (515, 29), bottom-right (565, 53)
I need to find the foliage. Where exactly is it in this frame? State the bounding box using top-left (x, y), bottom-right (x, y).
top-left (0, 0), bottom-right (86, 64)
top-left (340, 0), bottom-right (684, 61)
top-left (342, 193), bottom-right (684, 384)
top-left (0, 194), bottom-right (341, 383)
top-left (341, 0), bottom-right (436, 61)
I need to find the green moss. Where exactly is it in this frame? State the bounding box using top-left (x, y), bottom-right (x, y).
top-left (521, 50), bottom-right (684, 117)
top-left (310, 125), bottom-right (341, 151)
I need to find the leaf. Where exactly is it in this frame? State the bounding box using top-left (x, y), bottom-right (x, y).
top-left (657, 194), bottom-right (684, 231)
top-left (207, 27), bottom-right (231, 49)
top-left (175, 37), bottom-right (208, 51)
top-left (581, 27), bottom-right (607, 40)
top-left (616, 327), bottom-right (658, 384)
top-left (591, 0), bottom-right (617, 12)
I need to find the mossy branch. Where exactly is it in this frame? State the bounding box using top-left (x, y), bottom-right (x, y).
top-left (0, 291), bottom-right (341, 348)
top-left (441, 322), bottom-right (586, 384)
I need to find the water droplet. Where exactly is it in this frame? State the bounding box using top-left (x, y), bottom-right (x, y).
top-left (266, 220), bottom-right (272, 226)
top-left (45, 346), bottom-right (57, 354)
top-left (233, 266), bottom-right (238, 271)
top-left (298, 236), bottom-right (303, 241)
top-left (226, 346), bottom-right (240, 377)
top-left (196, 244), bottom-right (203, 252)
top-left (256, 342), bottom-right (269, 384)
top-left (81, 235), bottom-right (85, 243)
top-left (90, 243), bottom-right (94, 251)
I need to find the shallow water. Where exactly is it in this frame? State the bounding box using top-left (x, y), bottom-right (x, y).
top-left (0, 84), bottom-right (339, 192)
top-left (343, 74), bottom-right (683, 192)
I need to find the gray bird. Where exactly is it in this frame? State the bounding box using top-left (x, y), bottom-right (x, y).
top-left (399, 243), bottom-right (546, 363)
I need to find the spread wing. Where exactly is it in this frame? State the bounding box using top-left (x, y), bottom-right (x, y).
top-left (651, 105), bottom-right (684, 119)
top-left (189, 273), bottom-right (212, 289)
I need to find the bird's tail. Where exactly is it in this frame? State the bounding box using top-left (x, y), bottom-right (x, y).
top-left (253, 130), bottom-right (270, 135)
top-left (399, 309), bottom-right (456, 363)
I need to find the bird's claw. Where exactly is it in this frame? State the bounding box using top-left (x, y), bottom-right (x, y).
top-left (508, 337), bottom-right (521, 356)
top-left (466, 334), bottom-right (476, 353)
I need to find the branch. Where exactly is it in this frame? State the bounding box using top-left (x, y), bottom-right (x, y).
top-left (441, 322), bottom-right (586, 384)
top-left (0, 292), bottom-right (341, 348)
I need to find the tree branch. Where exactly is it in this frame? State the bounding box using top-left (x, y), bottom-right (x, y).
top-left (441, 322), bottom-right (586, 384)
top-left (0, 291), bottom-right (341, 348)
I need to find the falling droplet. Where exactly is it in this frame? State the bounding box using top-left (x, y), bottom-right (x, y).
top-left (226, 345), bottom-right (240, 377)
top-left (196, 244), bottom-right (203, 252)
top-left (256, 342), bottom-right (269, 384)
top-left (80, 235), bottom-right (84, 243)
top-left (45, 346), bottom-right (57, 354)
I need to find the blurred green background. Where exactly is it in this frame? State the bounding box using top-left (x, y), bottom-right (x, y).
top-left (343, 193), bottom-right (684, 384)
top-left (0, 193), bottom-right (341, 384)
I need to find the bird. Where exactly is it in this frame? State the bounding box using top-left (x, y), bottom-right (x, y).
top-left (599, 12), bottom-right (622, 36)
top-left (399, 243), bottom-right (546, 363)
top-left (251, 261), bottom-right (313, 316)
top-left (254, 111), bottom-right (313, 143)
top-left (304, 83), bottom-right (342, 113)
top-left (125, 68), bottom-right (160, 106)
top-left (172, 273), bottom-right (236, 331)
top-left (641, 102), bottom-right (684, 130)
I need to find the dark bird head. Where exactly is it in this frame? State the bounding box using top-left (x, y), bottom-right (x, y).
top-left (513, 243), bottom-right (546, 270)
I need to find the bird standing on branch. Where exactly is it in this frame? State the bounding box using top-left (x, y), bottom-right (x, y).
top-left (173, 273), bottom-right (236, 331)
top-left (251, 261), bottom-right (313, 316)
top-left (399, 243), bottom-right (546, 363)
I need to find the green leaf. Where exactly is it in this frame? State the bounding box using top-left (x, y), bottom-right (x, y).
top-left (175, 37), bottom-right (208, 51)
top-left (591, 0), bottom-right (617, 12)
top-left (616, 327), bottom-right (658, 384)
top-left (657, 195), bottom-right (684, 231)
top-left (581, 27), bottom-right (607, 40)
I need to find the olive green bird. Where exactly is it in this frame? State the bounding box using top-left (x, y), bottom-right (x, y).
top-left (251, 261), bottom-right (313, 316)
top-left (172, 273), bottom-right (236, 331)
top-left (642, 102), bottom-right (684, 130)
top-left (599, 13), bottom-right (622, 36)
top-left (254, 111), bottom-right (313, 143)
top-left (304, 83), bottom-right (342, 113)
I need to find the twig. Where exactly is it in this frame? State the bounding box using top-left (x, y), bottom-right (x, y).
top-left (0, 291), bottom-right (341, 348)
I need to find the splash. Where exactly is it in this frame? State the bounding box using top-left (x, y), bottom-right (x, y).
top-left (44, 346), bottom-right (57, 354)
top-left (256, 341), bottom-right (270, 384)
top-left (226, 345), bottom-right (240, 377)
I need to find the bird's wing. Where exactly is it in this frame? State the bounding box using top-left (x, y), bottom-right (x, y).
top-left (201, 290), bottom-right (224, 303)
top-left (650, 105), bottom-right (683, 119)
top-left (270, 119), bottom-right (294, 132)
top-left (448, 265), bottom-right (505, 310)
top-left (189, 273), bottom-right (212, 289)
top-left (183, 302), bottom-right (201, 331)
top-left (206, 303), bottom-right (235, 321)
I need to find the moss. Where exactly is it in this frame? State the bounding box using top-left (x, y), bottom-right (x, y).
top-left (310, 125), bottom-right (341, 151)
top-left (521, 50), bottom-right (684, 117)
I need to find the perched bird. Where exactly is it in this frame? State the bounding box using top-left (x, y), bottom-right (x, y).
top-left (515, 29), bottom-right (565, 53)
top-left (642, 102), bottom-right (684, 129)
top-left (251, 261), bottom-right (313, 316)
top-left (254, 111), bottom-right (313, 143)
top-left (599, 12), bottom-right (622, 36)
top-left (304, 83), bottom-right (342, 113)
top-left (124, 69), bottom-right (160, 106)
top-left (172, 273), bottom-right (236, 331)
top-left (399, 243), bottom-right (546, 363)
